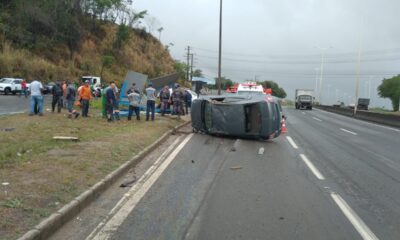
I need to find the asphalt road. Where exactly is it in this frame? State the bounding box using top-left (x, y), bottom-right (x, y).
top-left (0, 95), bottom-right (52, 115)
top-left (68, 108), bottom-right (400, 240)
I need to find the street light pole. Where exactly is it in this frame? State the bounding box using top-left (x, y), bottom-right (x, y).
top-left (314, 68), bottom-right (319, 102)
top-left (317, 47), bottom-right (330, 105)
top-left (217, 0), bottom-right (223, 95)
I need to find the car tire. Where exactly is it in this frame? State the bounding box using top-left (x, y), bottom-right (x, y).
top-left (4, 88), bottom-right (11, 95)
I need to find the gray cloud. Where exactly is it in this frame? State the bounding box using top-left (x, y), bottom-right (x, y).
top-left (135, 0), bottom-right (400, 108)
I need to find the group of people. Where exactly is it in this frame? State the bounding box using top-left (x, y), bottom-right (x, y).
top-left (103, 82), bottom-right (193, 122)
top-left (28, 79), bottom-right (92, 119)
top-left (27, 79), bottom-right (193, 122)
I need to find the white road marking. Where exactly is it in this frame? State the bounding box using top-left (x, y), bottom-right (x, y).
top-left (340, 128), bottom-right (358, 135)
top-left (312, 117), bottom-right (322, 122)
top-left (331, 193), bottom-right (379, 240)
top-left (0, 111), bottom-right (25, 116)
top-left (258, 147), bottom-right (264, 155)
top-left (86, 135), bottom-right (193, 240)
top-left (286, 136), bottom-right (299, 149)
top-left (299, 154), bottom-right (325, 180)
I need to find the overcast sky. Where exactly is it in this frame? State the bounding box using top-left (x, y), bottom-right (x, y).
top-left (134, 0), bottom-right (400, 108)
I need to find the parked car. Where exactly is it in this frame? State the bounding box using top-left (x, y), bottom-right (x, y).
top-left (42, 82), bottom-right (56, 94)
top-left (0, 78), bottom-right (23, 95)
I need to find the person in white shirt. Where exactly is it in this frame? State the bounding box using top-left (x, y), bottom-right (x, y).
top-left (145, 82), bottom-right (156, 121)
top-left (28, 80), bottom-right (44, 116)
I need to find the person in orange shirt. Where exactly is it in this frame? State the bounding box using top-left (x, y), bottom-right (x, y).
top-left (79, 80), bottom-right (92, 117)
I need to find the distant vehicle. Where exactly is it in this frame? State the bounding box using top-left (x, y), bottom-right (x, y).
top-left (295, 89), bottom-right (314, 110)
top-left (81, 76), bottom-right (102, 96)
top-left (0, 78), bottom-right (23, 95)
top-left (42, 82), bottom-right (56, 94)
top-left (191, 94), bottom-right (283, 140)
top-left (227, 82), bottom-right (273, 96)
top-left (357, 98), bottom-right (370, 110)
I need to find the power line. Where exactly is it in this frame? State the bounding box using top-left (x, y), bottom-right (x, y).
top-left (196, 54), bottom-right (400, 64)
top-left (192, 46), bottom-right (400, 60)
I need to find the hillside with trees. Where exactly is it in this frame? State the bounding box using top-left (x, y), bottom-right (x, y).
top-left (0, 0), bottom-right (176, 84)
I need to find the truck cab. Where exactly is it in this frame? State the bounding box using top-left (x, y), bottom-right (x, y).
top-left (295, 89), bottom-right (314, 110)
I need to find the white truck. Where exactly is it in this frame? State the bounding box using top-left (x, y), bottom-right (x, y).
top-left (295, 89), bottom-right (314, 110)
top-left (0, 78), bottom-right (24, 95)
top-left (81, 76), bottom-right (102, 97)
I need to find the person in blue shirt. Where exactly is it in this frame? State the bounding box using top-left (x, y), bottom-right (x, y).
top-left (105, 82), bottom-right (116, 122)
top-left (184, 90), bottom-right (192, 114)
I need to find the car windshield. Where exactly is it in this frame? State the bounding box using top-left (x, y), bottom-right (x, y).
top-left (0, 79), bottom-right (12, 83)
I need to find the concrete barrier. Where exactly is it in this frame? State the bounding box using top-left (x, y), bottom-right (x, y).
top-left (315, 105), bottom-right (400, 128)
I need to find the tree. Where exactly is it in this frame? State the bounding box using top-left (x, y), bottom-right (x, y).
top-left (210, 76), bottom-right (233, 89)
top-left (192, 69), bottom-right (203, 78)
top-left (113, 23), bottom-right (131, 49)
top-left (259, 80), bottom-right (287, 98)
top-left (100, 55), bottom-right (115, 79)
top-left (378, 75), bottom-right (400, 111)
top-left (174, 60), bottom-right (189, 81)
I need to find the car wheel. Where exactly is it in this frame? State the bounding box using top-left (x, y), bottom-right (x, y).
top-left (4, 88), bottom-right (11, 95)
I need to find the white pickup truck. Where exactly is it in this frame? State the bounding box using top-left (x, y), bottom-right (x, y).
top-left (0, 78), bottom-right (25, 95)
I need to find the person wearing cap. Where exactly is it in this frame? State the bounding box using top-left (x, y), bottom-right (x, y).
top-left (79, 80), bottom-right (92, 117)
top-left (145, 82), bottom-right (156, 121)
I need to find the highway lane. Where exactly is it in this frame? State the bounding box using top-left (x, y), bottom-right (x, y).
top-left (84, 117), bottom-right (395, 240)
top-left (0, 95), bottom-right (52, 115)
top-left (285, 107), bottom-right (400, 239)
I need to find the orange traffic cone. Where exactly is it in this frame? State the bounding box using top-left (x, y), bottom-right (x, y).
top-left (281, 118), bottom-right (287, 134)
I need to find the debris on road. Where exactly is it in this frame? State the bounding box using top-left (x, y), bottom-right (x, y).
top-left (1, 128), bottom-right (16, 132)
top-left (258, 147), bottom-right (265, 155)
top-left (2, 182), bottom-right (10, 186)
top-left (53, 136), bottom-right (79, 141)
top-left (230, 166), bottom-right (243, 170)
top-left (120, 176), bottom-right (137, 188)
top-left (231, 139), bottom-right (240, 152)
top-left (191, 160), bottom-right (195, 164)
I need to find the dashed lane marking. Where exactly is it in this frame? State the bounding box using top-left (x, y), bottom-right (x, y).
top-left (340, 128), bottom-right (358, 135)
top-left (312, 117), bottom-right (323, 122)
top-left (286, 136), bottom-right (299, 149)
top-left (299, 154), bottom-right (325, 180)
top-left (331, 192), bottom-right (379, 240)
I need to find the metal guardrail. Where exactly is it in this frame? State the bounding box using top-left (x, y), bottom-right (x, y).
top-left (315, 105), bottom-right (400, 128)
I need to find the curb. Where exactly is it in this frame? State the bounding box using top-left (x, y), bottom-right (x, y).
top-left (18, 120), bottom-right (192, 240)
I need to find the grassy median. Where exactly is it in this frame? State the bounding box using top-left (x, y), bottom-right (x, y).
top-left (0, 106), bottom-right (184, 240)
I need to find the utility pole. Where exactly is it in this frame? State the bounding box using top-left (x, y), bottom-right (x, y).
top-left (317, 47), bottom-right (331, 105)
top-left (190, 53), bottom-right (194, 82)
top-left (186, 46), bottom-right (191, 82)
top-left (217, 0), bottom-right (223, 95)
top-left (354, 17), bottom-right (365, 116)
top-left (314, 68), bottom-right (319, 102)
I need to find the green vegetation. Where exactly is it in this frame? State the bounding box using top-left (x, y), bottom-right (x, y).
top-left (259, 80), bottom-right (287, 98)
top-left (0, 0), bottom-right (175, 84)
top-left (378, 75), bottom-right (400, 111)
